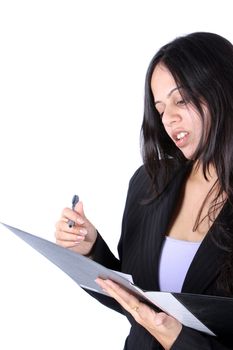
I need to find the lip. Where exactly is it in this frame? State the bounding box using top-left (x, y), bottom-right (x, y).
top-left (171, 129), bottom-right (190, 148)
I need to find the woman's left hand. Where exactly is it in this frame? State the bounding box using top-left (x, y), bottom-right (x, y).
top-left (95, 278), bottom-right (182, 350)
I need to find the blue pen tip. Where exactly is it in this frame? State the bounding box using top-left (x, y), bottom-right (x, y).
top-left (72, 194), bottom-right (79, 207)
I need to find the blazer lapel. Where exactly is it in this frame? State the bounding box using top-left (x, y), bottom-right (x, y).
top-left (138, 163), bottom-right (192, 291)
top-left (182, 202), bottom-right (230, 294)
top-left (181, 232), bottom-right (223, 293)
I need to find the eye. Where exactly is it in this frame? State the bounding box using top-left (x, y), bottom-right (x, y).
top-left (176, 99), bottom-right (186, 106)
top-left (155, 109), bottom-right (164, 118)
top-left (154, 105), bottom-right (164, 118)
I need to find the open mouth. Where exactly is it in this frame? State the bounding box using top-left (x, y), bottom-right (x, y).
top-left (176, 131), bottom-right (188, 141)
top-left (172, 131), bottom-right (189, 147)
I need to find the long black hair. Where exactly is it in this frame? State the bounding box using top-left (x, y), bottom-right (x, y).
top-left (141, 32), bottom-right (233, 294)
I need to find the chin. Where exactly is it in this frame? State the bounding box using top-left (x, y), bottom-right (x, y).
top-left (180, 150), bottom-right (195, 160)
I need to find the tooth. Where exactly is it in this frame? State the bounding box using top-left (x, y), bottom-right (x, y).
top-left (177, 132), bottom-right (187, 140)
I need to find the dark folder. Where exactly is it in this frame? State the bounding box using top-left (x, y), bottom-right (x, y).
top-left (2, 222), bottom-right (233, 338)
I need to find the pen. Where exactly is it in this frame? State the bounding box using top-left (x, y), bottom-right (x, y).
top-left (67, 194), bottom-right (79, 228)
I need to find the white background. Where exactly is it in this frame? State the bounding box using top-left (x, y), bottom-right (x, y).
top-left (0, 1), bottom-right (232, 349)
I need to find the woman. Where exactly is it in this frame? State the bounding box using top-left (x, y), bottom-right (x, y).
top-left (55, 32), bottom-right (233, 349)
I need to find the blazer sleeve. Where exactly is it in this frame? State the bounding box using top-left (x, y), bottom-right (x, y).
top-left (81, 231), bottom-right (124, 314)
top-left (82, 166), bottom-right (145, 315)
top-left (171, 326), bottom-right (232, 350)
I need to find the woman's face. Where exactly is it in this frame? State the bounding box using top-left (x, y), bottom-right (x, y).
top-left (151, 63), bottom-right (207, 159)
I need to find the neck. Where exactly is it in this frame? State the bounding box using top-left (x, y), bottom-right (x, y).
top-left (190, 162), bottom-right (218, 184)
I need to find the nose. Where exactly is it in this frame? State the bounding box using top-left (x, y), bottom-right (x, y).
top-left (162, 105), bottom-right (181, 127)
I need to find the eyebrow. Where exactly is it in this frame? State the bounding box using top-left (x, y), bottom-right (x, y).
top-left (154, 87), bottom-right (180, 106)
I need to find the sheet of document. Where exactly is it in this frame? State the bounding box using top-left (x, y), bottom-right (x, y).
top-left (1, 222), bottom-right (215, 336)
top-left (144, 291), bottom-right (215, 336)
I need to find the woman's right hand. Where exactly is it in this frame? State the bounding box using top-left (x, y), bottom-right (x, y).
top-left (55, 201), bottom-right (98, 256)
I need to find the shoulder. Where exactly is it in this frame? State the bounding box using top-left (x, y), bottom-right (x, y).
top-left (128, 159), bottom-right (187, 199)
top-left (127, 165), bottom-right (151, 200)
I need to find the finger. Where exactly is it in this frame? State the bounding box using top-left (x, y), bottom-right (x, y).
top-left (60, 207), bottom-right (72, 219)
top-left (95, 279), bottom-right (140, 313)
top-left (153, 312), bottom-right (181, 330)
top-left (62, 207), bottom-right (85, 225)
top-left (55, 220), bottom-right (87, 236)
top-left (60, 217), bottom-right (68, 223)
top-left (74, 201), bottom-right (85, 216)
top-left (56, 236), bottom-right (85, 248)
top-left (74, 201), bottom-right (86, 225)
top-left (55, 229), bottom-right (86, 242)
top-left (154, 312), bottom-right (168, 326)
top-left (55, 220), bottom-right (87, 239)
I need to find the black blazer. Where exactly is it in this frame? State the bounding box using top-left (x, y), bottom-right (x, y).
top-left (86, 163), bottom-right (233, 349)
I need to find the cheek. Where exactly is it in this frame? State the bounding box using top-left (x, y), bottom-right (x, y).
top-left (194, 120), bottom-right (204, 141)
top-left (188, 112), bottom-right (203, 139)
top-left (163, 125), bottom-right (172, 139)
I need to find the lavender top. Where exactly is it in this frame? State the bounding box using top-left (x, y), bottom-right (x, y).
top-left (158, 236), bottom-right (202, 293)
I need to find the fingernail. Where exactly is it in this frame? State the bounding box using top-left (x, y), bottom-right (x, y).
top-left (74, 237), bottom-right (85, 244)
top-left (77, 218), bottom-right (85, 224)
top-left (79, 228), bottom-right (88, 235)
top-left (95, 279), bottom-right (107, 291)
